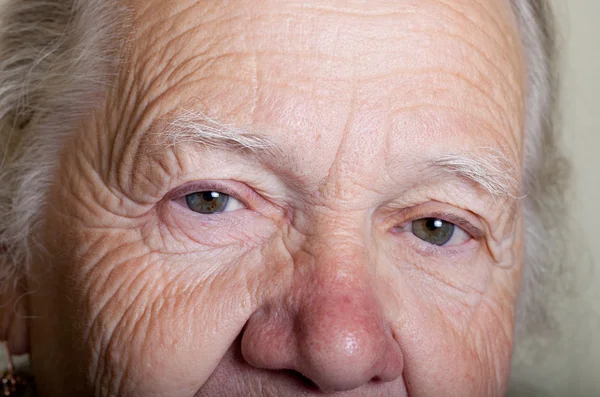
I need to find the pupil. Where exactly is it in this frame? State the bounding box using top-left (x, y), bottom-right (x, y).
top-left (426, 218), bottom-right (444, 230)
top-left (203, 191), bottom-right (218, 201)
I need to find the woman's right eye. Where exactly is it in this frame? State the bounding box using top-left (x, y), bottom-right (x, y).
top-left (184, 191), bottom-right (245, 214)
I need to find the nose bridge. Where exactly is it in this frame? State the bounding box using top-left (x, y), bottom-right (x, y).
top-left (291, 211), bottom-right (372, 299)
top-left (300, 205), bottom-right (369, 265)
top-left (300, 230), bottom-right (371, 298)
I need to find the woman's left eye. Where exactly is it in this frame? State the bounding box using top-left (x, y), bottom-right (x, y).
top-left (409, 218), bottom-right (471, 247)
top-left (184, 191), bottom-right (245, 214)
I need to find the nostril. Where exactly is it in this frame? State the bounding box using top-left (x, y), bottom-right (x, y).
top-left (371, 375), bottom-right (390, 385)
top-left (278, 369), bottom-right (320, 391)
top-left (275, 369), bottom-right (390, 392)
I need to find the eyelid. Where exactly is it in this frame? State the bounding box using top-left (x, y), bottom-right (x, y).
top-left (167, 180), bottom-right (251, 204)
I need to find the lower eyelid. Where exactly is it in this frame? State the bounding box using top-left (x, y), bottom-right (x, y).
top-left (410, 232), bottom-right (478, 255)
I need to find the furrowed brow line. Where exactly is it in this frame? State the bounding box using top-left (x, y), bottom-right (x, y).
top-left (156, 109), bottom-right (279, 156)
top-left (427, 148), bottom-right (522, 201)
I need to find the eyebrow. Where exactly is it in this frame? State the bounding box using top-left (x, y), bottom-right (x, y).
top-left (158, 110), bottom-right (521, 202)
top-left (425, 149), bottom-right (522, 201)
top-left (156, 109), bottom-right (279, 156)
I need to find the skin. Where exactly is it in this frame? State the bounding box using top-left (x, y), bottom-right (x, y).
top-left (4, 0), bottom-right (527, 395)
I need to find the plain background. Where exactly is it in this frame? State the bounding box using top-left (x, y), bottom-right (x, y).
top-left (0, 1), bottom-right (598, 395)
top-left (548, 0), bottom-right (600, 396)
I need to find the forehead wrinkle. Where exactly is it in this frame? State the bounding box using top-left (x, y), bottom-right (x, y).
top-left (124, 0), bottom-right (523, 111)
top-left (390, 102), bottom-right (521, 157)
top-left (112, 0), bottom-right (525, 192)
top-left (284, 0), bottom-right (521, 65)
top-left (390, 70), bottom-right (518, 134)
top-left (131, 0), bottom-right (518, 70)
top-left (407, 0), bottom-right (524, 110)
top-left (434, 0), bottom-right (518, 52)
top-left (130, 0), bottom-right (236, 47)
top-left (126, 6), bottom-right (256, 94)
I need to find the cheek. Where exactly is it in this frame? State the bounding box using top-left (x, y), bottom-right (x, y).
top-left (38, 151), bottom-right (292, 395)
top-left (386, 289), bottom-right (514, 397)
top-left (379, 247), bottom-right (517, 396)
top-left (58, 227), bottom-right (284, 396)
top-left (384, 237), bottom-right (492, 322)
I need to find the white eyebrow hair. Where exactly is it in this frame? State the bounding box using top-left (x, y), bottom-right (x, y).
top-left (157, 109), bottom-right (277, 154)
top-left (428, 148), bottom-right (522, 201)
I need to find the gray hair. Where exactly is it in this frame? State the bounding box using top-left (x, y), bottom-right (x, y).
top-left (0, 0), bottom-right (124, 289)
top-left (0, 0), bottom-right (571, 391)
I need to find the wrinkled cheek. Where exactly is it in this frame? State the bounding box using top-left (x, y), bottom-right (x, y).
top-left (399, 325), bottom-right (492, 397)
top-left (385, 286), bottom-right (514, 397)
top-left (76, 240), bottom-right (289, 397)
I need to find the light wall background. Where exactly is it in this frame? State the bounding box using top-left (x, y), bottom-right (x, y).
top-left (0, 1), bottom-right (598, 396)
top-left (547, 0), bottom-right (600, 396)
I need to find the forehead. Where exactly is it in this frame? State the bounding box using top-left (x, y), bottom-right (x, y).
top-left (117, 0), bottom-right (525, 186)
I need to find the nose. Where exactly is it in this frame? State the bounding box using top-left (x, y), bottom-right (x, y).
top-left (241, 250), bottom-right (404, 392)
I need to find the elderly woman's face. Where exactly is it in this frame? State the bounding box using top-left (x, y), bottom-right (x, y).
top-left (26, 0), bottom-right (525, 395)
